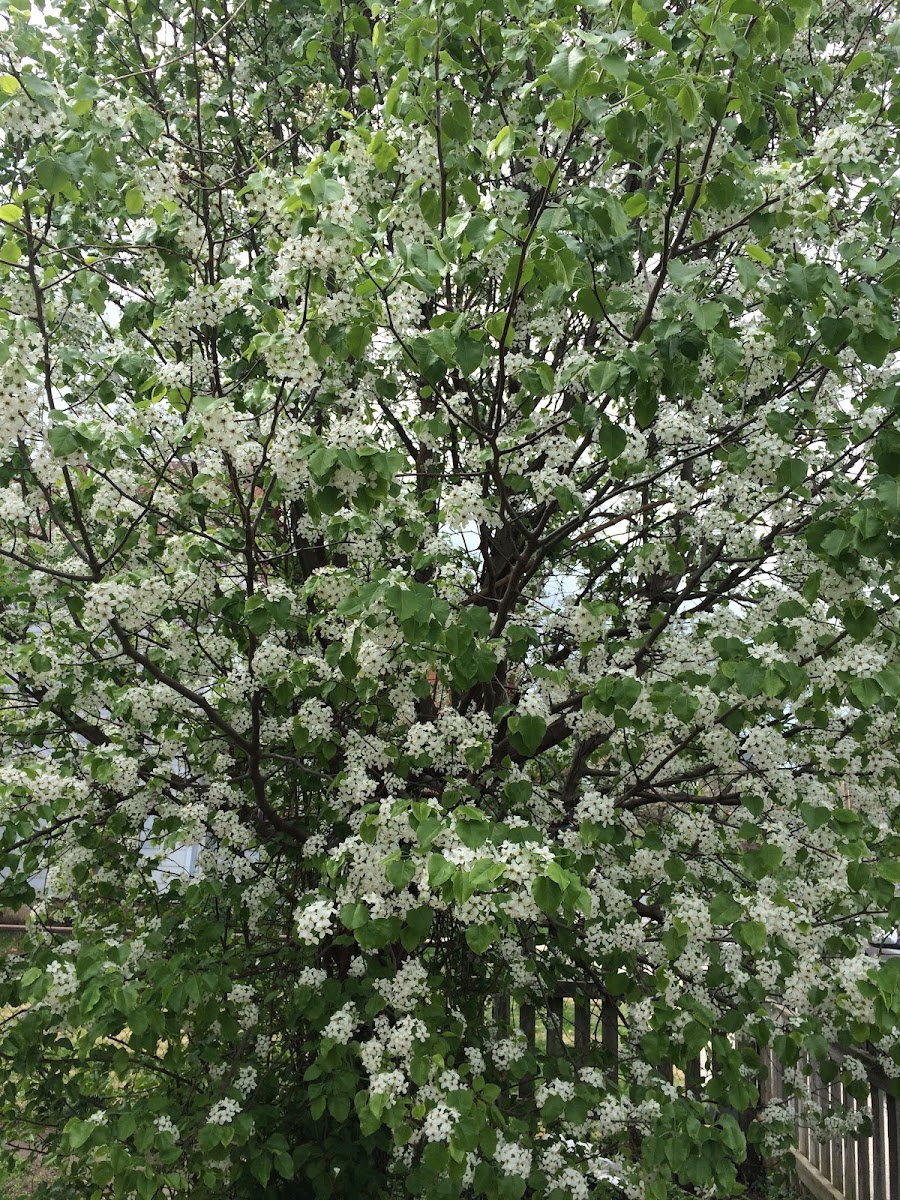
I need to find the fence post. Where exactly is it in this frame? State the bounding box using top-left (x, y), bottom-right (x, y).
top-left (887, 1091), bottom-right (899, 1200)
top-left (685, 1056), bottom-right (702, 1094)
top-left (873, 1088), bottom-right (887, 1200)
top-left (857, 1090), bottom-right (871, 1200)
top-left (519, 1003), bottom-right (535, 1102)
top-left (574, 994), bottom-right (590, 1064)
top-left (601, 999), bottom-right (618, 1078)
top-left (546, 995), bottom-right (564, 1058)
top-left (849, 1099), bottom-right (864, 1200)
top-left (831, 1079), bottom-right (844, 1191)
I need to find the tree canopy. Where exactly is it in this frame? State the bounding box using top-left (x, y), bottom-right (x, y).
top-left (0, 0), bottom-right (899, 1195)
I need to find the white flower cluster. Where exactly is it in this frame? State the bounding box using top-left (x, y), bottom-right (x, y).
top-left (295, 897), bottom-right (335, 945)
top-left (575, 788), bottom-right (616, 826)
top-left (495, 1133), bottom-right (533, 1178)
top-left (296, 698), bottom-right (334, 740)
top-left (404, 708), bottom-right (494, 769)
top-left (271, 230), bottom-right (349, 294)
top-left (324, 1002), bottom-right (359, 1044)
top-left (82, 580), bottom-right (130, 628)
top-left (670, 894), bottom-right (714, 941)
top-left (356, 637), bottom-right (395, 679)
top-left (540, 1142), bottom-right (595, 1200)
top-left (0, 484), bottom-right (31, 525)
top-left (422, 1102), bottom-right (458, 1142)
top-left (251, 639), bottom-right (292, 679)
top-left (379, 958), bottom-right (429, 1012)
top-left (535, 1078), bottom-right (576, 1108)
top-left (261, 316), bottom-right (322, 387)
top-left (358, 1012), bottom-right (429, 1108)
top-left (368, 1069), bottom-right (408, 1103)
top-left (441, 480), bottom-right (499, 531)
top-left (812, 118), bottom-right (887, 169)
top-left (297, 967), bottom-right (328, 990)
top-left (43, 959), bottom-right (79, 1015)
top-left (154, 1114), bottom-right (180, 1140)
top-left (806, 1103), bottom-right (869, 1140)
top-left (161, 279), bottom-right (253, 345)
top-left (491, 1034), bottom-right (529, 1070)
top-left (199, 401), bottom-right (262, 473)
top-left (207, 1098), bottom-right (242, 1125)
top-left (592, 1094), bottom-right (635, 1138)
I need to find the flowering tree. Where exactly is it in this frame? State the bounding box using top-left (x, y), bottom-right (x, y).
top-left (0, 0), bottom-right (899, 1195)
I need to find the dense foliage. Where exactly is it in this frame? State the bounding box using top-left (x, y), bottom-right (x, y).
top-left (0, 0), bottom-right (899, 1195)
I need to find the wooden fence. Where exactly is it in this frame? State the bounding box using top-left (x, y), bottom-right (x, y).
top-left (491, 982), bottom-right (900, 1200)
top-left (763, 1045), bottom-right (900, 1200)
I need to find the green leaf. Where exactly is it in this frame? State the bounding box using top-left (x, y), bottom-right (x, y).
top-left (427, 854), bottom-right (454, 889)
top-left (125, 188), bottom-right (145, 215)
top-left (497, 1173), bottom-right (527, 1200)
top-left (745, 243), bottom-right (773, 265)
top-left (464, 923), bottom-right (496, 954)
top-left (849, 677), bottom-right (881, 709)
top-left (776, 457), bottom-right (808, 490)
top-left (601, 52), bottom-right (629, 82)
top-left (598, 419), bottom-right (627, 460)
top-left (693, 300), bottom-right (724, 331)
top-left (385, 855), bottom-right (417, 891)
top-left (0, 238), bottom-right (21, 264)
top-left (878, 860), bottom-right (900, 884)
top-left (718, 1113), bottom-right (746, 1157)
top-left (710, 894), bottom-right (743, 925)
top-left (665, 855), bottom-right (686, 881)
top-left (357, 85), bottom-right (377, 110)
top-left (340, 901), bottom-right (369, 930)
top-left (0, 203), bottom-right (22, 223)
top-left (117, 1113), bottom-right (137, 1140)
top-left (484, 312), bottom-right (514, 348)
top-left (0, 74), bottom-right (19, 94)
top-left (64, 1118), bottom-right (95, 1149)
top-left (135, 1174), bottom-right (159, 1200)
top-left (820, 529), bottom-right (854, 557)
top-left (273, 1150), bottom-right (295, 1179)
top-left (47, 424), bottom-right (81, 457)
top-left (614, 676), bottom-right (642, 709)
top-left (488, 125), bottom-right (514, 159)
top-left (738, 921), bottom-right (767, 952)
top-left (676, 83), bottom-right (701, 125)
top-left (637, 22), bottom-right (672, 50)
top-left (250, 1154), bottom-right (272, 1187)
top-left (35, 158), bottom-right (71, 195)
top-left (744, 844), bottom-right (784, 879)
top-left (851, 508), bottom-right (884, 542)
top-left (346, 322), bottom-right (372, 360)
top-left (734, 662), bottom-right (764, 697)
top-left (854, 331), bottom-right (893, 367)
top-left (843, 600), bottom-right (878, 641)
top-left (874, 476), bottom-right (900, 513)
top-left (547, 46), bottom-right (590, 93)
top-left (819, 316), bottom-right (852, 351)
top-left (419, 188), bottom-right (442, 227)
top-left (532, 875), bottom-right (562, 914)
top-left (455, 335), bottom-right (485, 376)
top-left (507, 713), bottom-right (547, 757)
